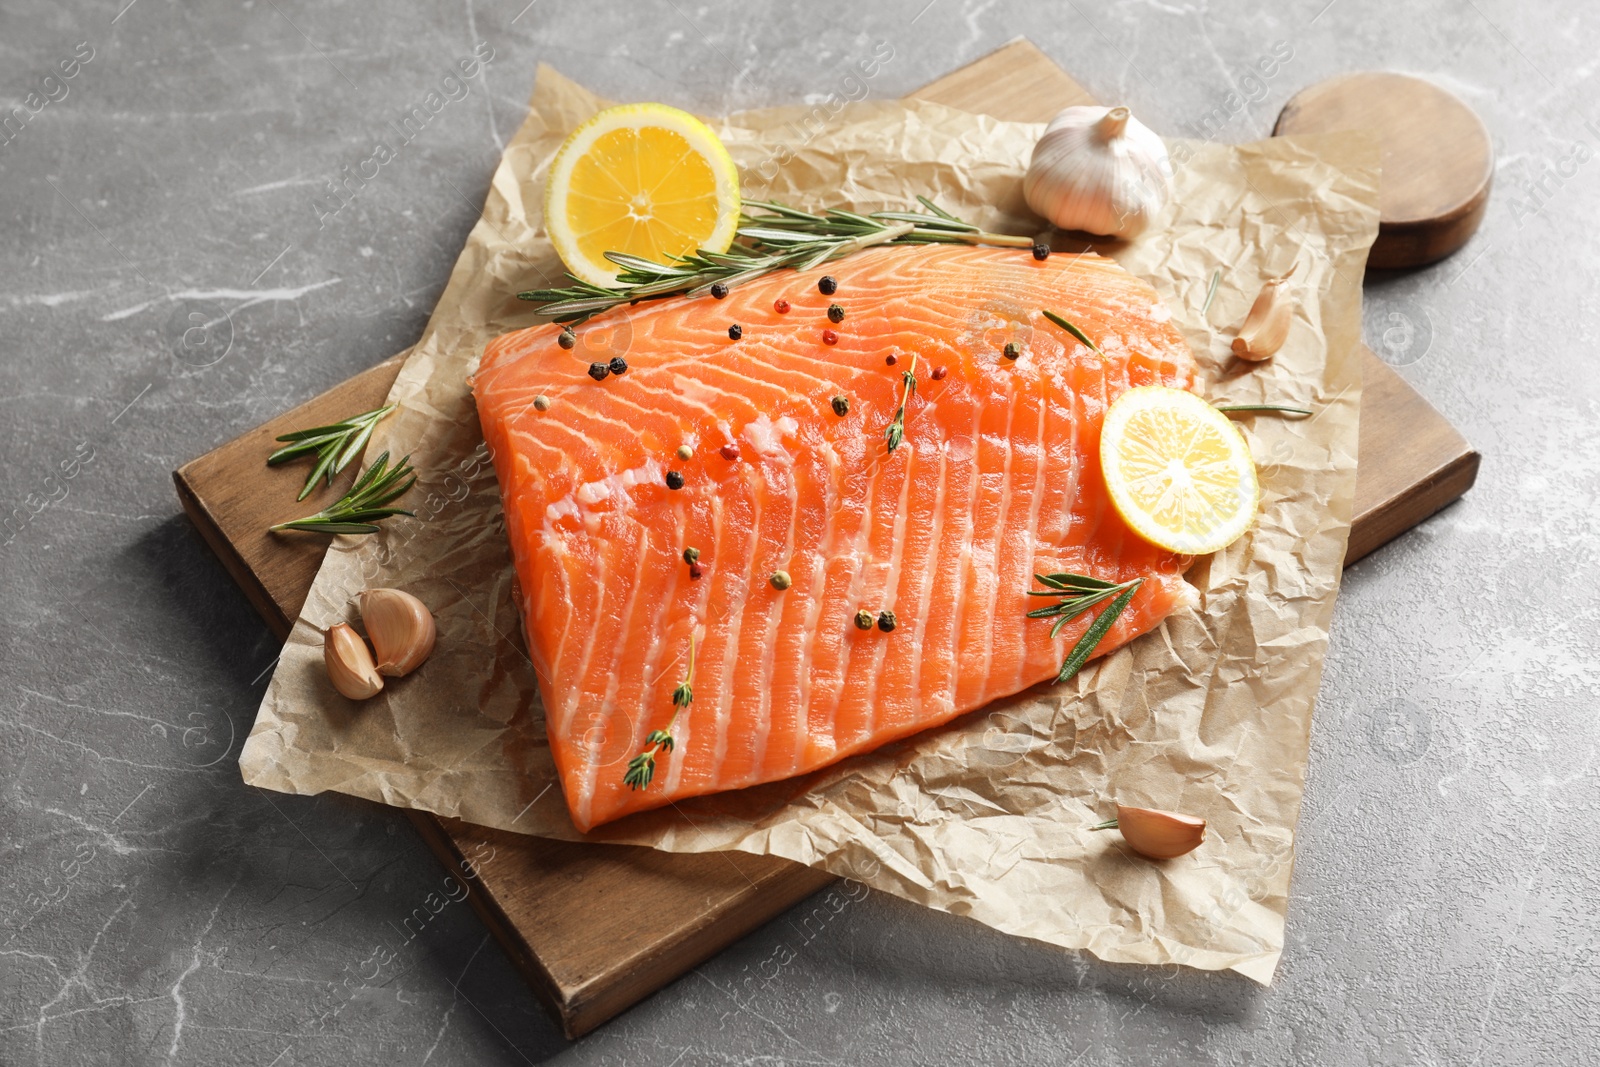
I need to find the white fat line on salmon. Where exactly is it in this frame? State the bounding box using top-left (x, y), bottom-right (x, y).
top-left (1018, 379), bottom-right (1052, 689)
top-left (902, 434), bottom-right (952, 722)
top-left (788, 438), bottom-right (844, 771)
top-left (589, 533), bottom-right (654, 798)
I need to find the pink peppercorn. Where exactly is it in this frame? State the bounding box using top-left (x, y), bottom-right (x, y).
top-left (719, 443), bottom-right (741, 460)
top-left (822, 328), bottom-right (838, 346)
top-left (774, 299), bottom-right (791, 314)
top-left (931, 365), bottom-right (947, 380)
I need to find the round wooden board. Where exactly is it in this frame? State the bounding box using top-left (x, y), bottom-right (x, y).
top-left (1274, 71), bottom-right (1493, 269)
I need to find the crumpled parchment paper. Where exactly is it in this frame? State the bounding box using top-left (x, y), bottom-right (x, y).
top-left (241, 65), bottom-right (1380, 984)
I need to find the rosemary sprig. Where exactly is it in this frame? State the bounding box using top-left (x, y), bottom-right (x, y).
top-left (267, 404), bottom-right (396, 501)
top-left (1042, 310), bottom-right (1102, 355)
top-left (269, 451), bottom-right (417, 535)
top-left (1026, 572), bottom-right (1145, 683)
top-left (625, 635), bottom-right (697, 791)
top-left (519, 197), bottom-right (1034, 325)
top-left (1215, 404), bottom-right (1313, 417)
top-left (885, 353), bottom-right (919, 454)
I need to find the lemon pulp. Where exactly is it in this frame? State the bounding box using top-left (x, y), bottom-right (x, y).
top-left (544, 103), bottom-right (740, 287)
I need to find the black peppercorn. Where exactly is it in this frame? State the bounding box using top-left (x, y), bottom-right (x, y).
top-left (608, 356), bottom-right (628, 375)
top-left (558, 327), bottom-right (576, 350)
top-left (710, 282), bottom-right (729, 299)
top-left (587, 361), bottom-right (610, 381)
top-left (818, 275), bottom-right (837, 295)
top-left (1032, 242), bottom-right (1051, 261)
top-left (827, 303), bottom-right (845, 324)
top-left (831, 395), bottom-right (850, 417)
top-left (877, 610), bottom-right (897, 633)
top-left (854, 609), bottom-right (875, 630)
top-left (665, 470), bottom-right (685, 490)
top-left (1003, 342), bottom-right (1021, 361)
top-left (728, 324), bottom-right (742, 340)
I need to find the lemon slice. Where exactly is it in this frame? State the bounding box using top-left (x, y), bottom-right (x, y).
top-left (1100, 386), bottom-right (1258, 555)
top-left (544, 103), bottom-right (741, 287)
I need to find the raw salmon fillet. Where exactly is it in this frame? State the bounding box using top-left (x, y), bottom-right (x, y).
top-left (475, 245), bottom-right (1198, 831)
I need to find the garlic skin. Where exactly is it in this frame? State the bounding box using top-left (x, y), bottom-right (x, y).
top-left (325, 623), bottom-right (384, 700)
top-left (359, 588), bottom-right (437, 677)
top-left (1024, 106), bottom-right (1172, 239)
top-left (1093, 804), bottom-right (1207, 860)
top-left (1233, 268), bottom-right (1297, 361)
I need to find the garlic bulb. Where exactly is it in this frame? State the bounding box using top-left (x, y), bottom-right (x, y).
top-left (1023, 106), bottom-right (1172, 239)
top-left (324, 623), bottom-right (384, 700)
top-left (358, 588), bottom-right (436, 677)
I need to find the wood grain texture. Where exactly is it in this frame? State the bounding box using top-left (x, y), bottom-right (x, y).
top-left (173, 38), bottom-right (1477, 1037)
top-left (1274, 71), bottom-right (1493, 269)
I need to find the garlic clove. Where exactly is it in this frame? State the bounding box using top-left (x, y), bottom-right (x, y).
top-left (1023, 105), bottom-right (1172, 239)
top-left (325, 623), bottom-right (384, 700)
top-left (359, 588), bottom-right (436, 677)
top-left (1092, 804), bottom-right (1207, 860)
top-left (1232, 268), bottom-right (1298, 361)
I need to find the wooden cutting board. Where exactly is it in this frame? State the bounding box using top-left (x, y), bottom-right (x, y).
top-left (174, 39), bottom-right (1479, 1038)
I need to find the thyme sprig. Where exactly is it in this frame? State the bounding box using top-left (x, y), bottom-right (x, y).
top-left (625, 635), bottom-right (697, 791)
top-left (267, 403), bottom-right (396, 501)
top-left (885, 353), bottom-right (920, 454)
top-left (520, 197), bottom-right (1034, 325)
top-left (269, 451), bottom-right (416, 535)
top-left (1027, 572), bottom-right (1145, 683)
top-left (1042, 310), bottom-right (1102, 355)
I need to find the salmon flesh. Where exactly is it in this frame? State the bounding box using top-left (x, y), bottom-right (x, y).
top-left (475, 245), bottom-right (1198, 831)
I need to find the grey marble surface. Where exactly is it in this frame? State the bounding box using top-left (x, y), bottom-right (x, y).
top-left (2, 1), bottom-right (1596, 1064)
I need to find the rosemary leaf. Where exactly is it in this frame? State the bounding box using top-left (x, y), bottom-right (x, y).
top-left (1036, 571), bottom-right (1118, 591)
top-left (1216, 404), bottom-right (1314, 417)
top-left (743, 198), bottom-right (826, 221)
top-left (917, 194), bottom-right (960, 221)
top-left (1055, 580), bottom-right (1142, 684)
top-left (604, 251), bottom-right (696, 275)
top-left (267, 403), bottom-right (396, 501)
top-left (269, 451), bottom-right (416, 535)
top-left (1042, 310), bottom-right (1102, 355)
top-left (1201, 268), bottom-right (1222, 315)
